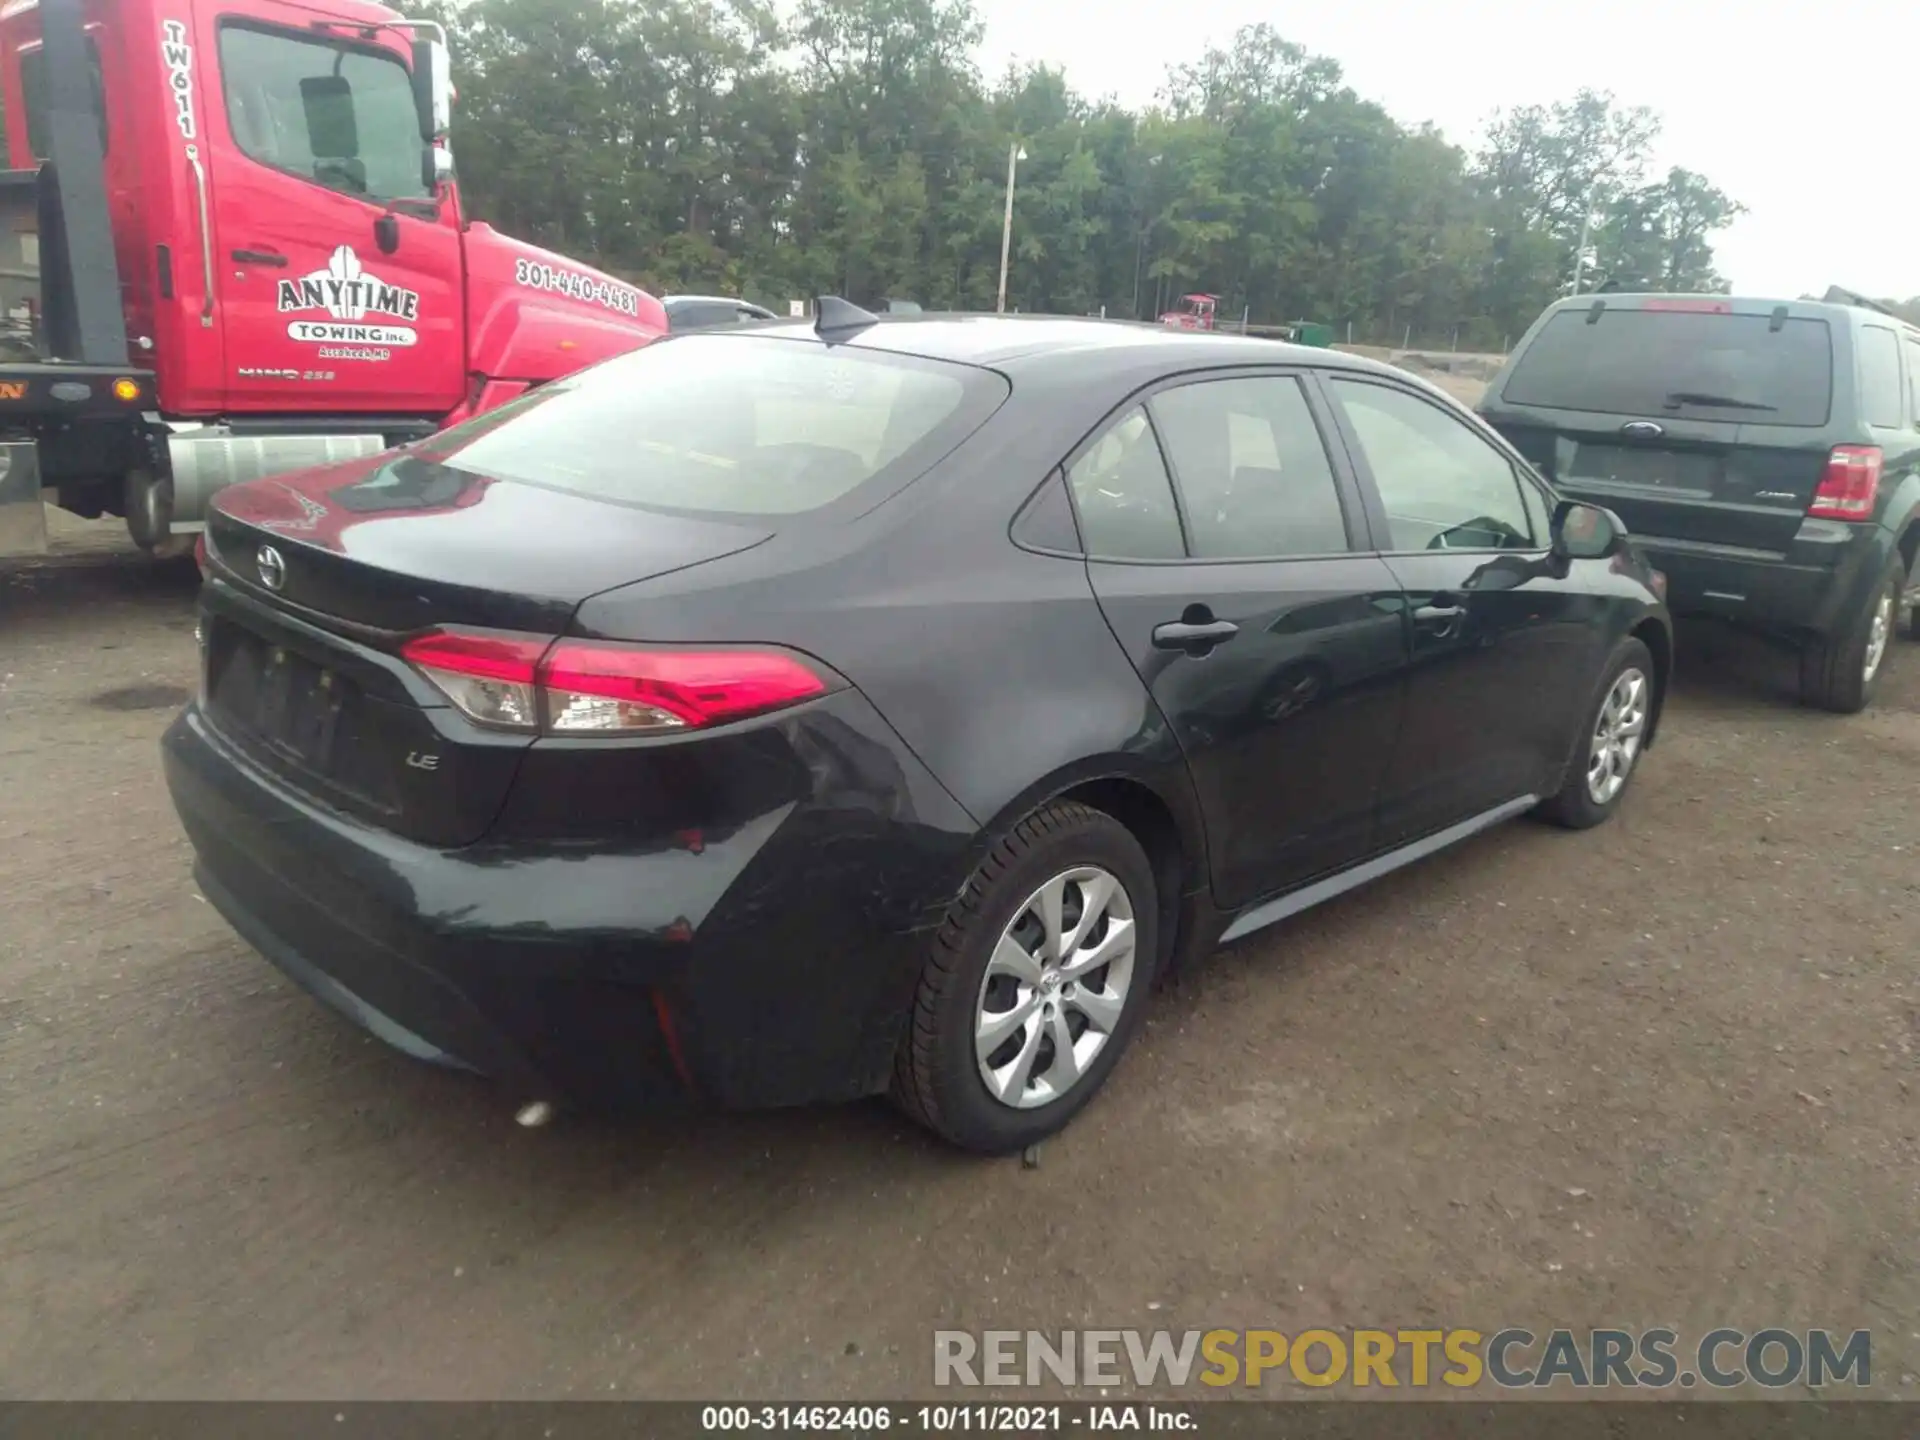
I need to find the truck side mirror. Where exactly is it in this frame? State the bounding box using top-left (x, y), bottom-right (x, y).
top-left (410, 37), bottom-right (452, 142)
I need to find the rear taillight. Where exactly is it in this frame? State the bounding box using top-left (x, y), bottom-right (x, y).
top-left (399, 629), bottom-right (830, 735)
top-left (193, 533), bottom-right (208, 576)
top-left (1808, 445), bottom-right (1882, 521)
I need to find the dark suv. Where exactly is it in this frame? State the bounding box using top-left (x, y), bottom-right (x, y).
top-left (1479, 293), bottom-right (1920, 711)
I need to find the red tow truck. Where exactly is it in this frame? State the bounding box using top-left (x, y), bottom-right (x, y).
top-left (1158, 293), bottom-right (1218, 330)
top-left (0, 0), bottom-right (667, 559)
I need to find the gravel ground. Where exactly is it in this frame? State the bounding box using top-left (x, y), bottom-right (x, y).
top-left (1, 543), bottom-right (1915, 1402)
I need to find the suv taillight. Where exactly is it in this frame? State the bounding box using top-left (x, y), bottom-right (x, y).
top-left (400, 629), bottom-right (830, 735)
top-left (1808, 445), bottom-right (1882, 521)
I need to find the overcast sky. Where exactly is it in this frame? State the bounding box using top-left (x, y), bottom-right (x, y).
top-left (972, 0), bottom-right (1914, 301)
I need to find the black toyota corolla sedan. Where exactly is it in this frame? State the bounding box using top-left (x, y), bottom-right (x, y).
top-left (164, 305), bottom-right (1672, 1153)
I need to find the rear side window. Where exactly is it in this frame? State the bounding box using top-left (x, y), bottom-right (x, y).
top-left (430, 335), bottom-right (1004, 517)
top-left (18, 39), bottom-right (108, 159)
top-left (1908, 337), bottom-right (1920, 427)
top-left (1859, 326), bottom-right (1903, 429)
top-left (1503, 309), bottom-right (1834, 428)
top-left (1148, 376), bottom-right (1351, 558)
top-left (1066, 407), bottom-right (1185, 559)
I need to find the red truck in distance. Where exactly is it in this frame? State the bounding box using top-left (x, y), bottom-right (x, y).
top-left (1159, 293), bottom-right (1218, 330)
top-left (0, 0), bottom-right (667, 559)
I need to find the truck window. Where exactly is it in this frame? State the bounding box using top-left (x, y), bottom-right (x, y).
top-left (18, 39), bottom-right (108, 159)
top-left (217, 25), bottom-right (428, 202)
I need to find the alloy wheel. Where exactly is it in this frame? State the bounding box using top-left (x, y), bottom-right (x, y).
top-left (1863, 588), bottom-right (1894, 683)
top-left (974, 866), bottom-right (1138, 1110)
top-left (1587, 667), bottom-right (1649, 806)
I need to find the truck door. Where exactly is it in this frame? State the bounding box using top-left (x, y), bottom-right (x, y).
top-left (194, 3), bottom-right (463, 417)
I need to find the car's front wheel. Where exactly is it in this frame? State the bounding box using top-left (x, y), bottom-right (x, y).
top-left (892, 801), bottom-right (1159, 1153)
top-left (1537, 636), bottom-right (1655, 830)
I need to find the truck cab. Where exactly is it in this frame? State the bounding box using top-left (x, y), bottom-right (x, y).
top-left (0, 0), bottom-right (667, 556)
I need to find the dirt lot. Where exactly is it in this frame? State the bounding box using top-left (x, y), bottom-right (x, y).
top-left (2, 536), bottom-right (1917, 1401)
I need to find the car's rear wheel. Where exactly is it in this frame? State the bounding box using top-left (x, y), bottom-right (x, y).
top-left (892, 801), bottom-right (1159, 1153)
top-left (1537, 636), bottom-right (1654, 830)
top-left (1799, 551), bottom-right (1903, 714)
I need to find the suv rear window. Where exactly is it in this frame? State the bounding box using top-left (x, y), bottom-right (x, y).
top-left (427, 335), bottom-right (1004, 517)
top-left (1502, 309), bottom-right (1835, 428)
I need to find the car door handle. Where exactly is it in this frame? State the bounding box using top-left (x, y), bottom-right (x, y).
top-left (1152, 619), bottom-right (1240, 650)
top-left (231, 248), bottom-right (289, 267)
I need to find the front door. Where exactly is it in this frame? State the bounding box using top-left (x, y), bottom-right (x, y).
top-left (1321, 374), bottom-right (1601, 848)
top-left (1073, 372), bottom-right (1410, 910)
top-left (194, 2), bottom-right (464, 416)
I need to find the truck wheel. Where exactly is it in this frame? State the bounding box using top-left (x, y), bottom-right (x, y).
top-left (124, 468), bottom-right (173, 552)
top-left (891, 801), bottom-right (1159, 1154)
top-left (1799, 551), bottom-right (1903, 714)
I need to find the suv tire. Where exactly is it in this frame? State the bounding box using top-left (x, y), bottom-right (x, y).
top-left (892, 801), bottom-right (1159, 1153)
top-left (1799, 551), bottom-right (1903, 714)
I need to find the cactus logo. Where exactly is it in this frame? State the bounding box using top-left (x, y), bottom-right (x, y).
top-left (278, 246), bottom-right (422, 348)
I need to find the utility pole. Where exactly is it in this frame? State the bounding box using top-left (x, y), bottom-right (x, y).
top-left (996, 142), bottom-right (1026, 314)
top-left (1570, 208), bottom-right (1594, 296)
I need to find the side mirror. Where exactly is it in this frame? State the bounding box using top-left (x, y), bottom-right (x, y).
top-left (411, 37), bottom-right (453, 142)
top-left (1550, 499), bottom-right (1623, 561)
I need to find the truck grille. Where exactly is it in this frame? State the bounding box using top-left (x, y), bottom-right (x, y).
top-left (203, 615), bottom-right (403, 818)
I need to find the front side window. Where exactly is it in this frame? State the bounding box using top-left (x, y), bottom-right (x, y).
top-left (1147, 375), bottom-right (1351, 559)
top-left (1331, 380), bottom-right (1536, 552)
top-left (1066, 407), bottom-right (1185, 560)
top-left (218, 25), bottom-right (428, 202)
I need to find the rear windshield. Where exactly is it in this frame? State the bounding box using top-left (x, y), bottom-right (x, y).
top-left (427, 335), bottom-right (1005, 516)
top-left (1502, 309), bottom-right (1835, 428)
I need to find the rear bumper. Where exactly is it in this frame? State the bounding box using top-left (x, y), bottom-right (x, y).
top-left (1637, 523), bottom-right (1890, 636)
top-left (162, 694), bottom-right (977, 1112)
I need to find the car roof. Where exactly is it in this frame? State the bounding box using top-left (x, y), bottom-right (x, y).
top-left (664, 294), bottom-right (770, 309)
top-left (736, 312), bottom-right (1406, 379)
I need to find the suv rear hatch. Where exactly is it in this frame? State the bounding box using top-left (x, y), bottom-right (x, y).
top-left (1482, 300), bottom-right (1839, 554)
top-left (195, 330), bottom-right (1006, 849)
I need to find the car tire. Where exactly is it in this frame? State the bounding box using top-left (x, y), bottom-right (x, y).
top-left (1536, 636), bottom-right (1656, 831)
top-left (1799, 552), bottom-right (1903, 715)
top-left (891, 801), bottom-right (1159, 1154)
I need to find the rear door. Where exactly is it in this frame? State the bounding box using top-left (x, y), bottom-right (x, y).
top-left (1072, 371), bottom-right (1409, 910)
top-left (196, 2), bottom-right (464, 415)
top-left (1486, 301), bottom-right (1839, 555)
top-left (1324, 374), bottom-right (1599, 845)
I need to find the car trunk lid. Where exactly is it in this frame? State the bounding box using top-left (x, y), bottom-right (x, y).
top-left (199, 452), bottom-right (775, 847)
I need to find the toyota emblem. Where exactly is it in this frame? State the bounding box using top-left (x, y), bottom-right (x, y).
top-left (256, 544), bottom-right (287, 592)
top-left (1620, 420), bottom-right (1665, 438)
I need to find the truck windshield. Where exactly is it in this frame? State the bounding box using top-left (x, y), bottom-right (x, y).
top-left (218, 25), bottom-right (428, 202)
top-left (1502, 309), bottom-right (1835, 428)
top-left (419, 335), bottom-right (1009, 518)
